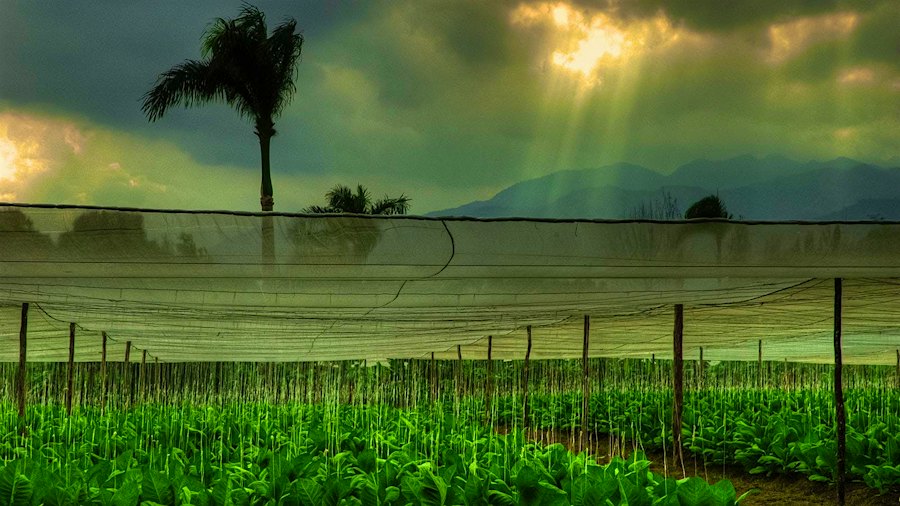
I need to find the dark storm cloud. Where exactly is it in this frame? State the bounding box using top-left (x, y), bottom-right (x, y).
top-left (1, 0), bottom-right (898, 213)
top-left (0, 1), bottom-right (373, 167)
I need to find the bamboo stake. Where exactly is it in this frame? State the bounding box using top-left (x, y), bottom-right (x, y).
top-left (17, 303), bottom-right (29, 420)
top-left (124, 341), bottom-right (132, 408)
top-left (758, 340), bottom-right (763, 389)
top-left (66, 322), bottom-right (76, 415)
top-left (581, 315), bottom-right (591, 451)
top-left (673, 304), bottom-right (685, 472)
top-left (486, 336), bottom-right (493, 422)
top-left (101, 332), bottom-right (108, 411)
top-left (895, 349), bottom-right (899, 389)
top-left (456, 345), bottom-right (463, 399)
top-left (430, 352), bottom-right (437, 402)
top-left (140, 349), bottom-right (147, 403)
top-left (699, 346), bottom-right (704, 389)
top-left (154, 357), bottom-right (160, 403)
top-left (523, 325), bottom-right (533, 429)
top-left (834, 278), bottom-right (846, 506)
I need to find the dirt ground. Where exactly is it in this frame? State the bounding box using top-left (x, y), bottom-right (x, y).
top-left (516, 428), bottom-right (900, 505)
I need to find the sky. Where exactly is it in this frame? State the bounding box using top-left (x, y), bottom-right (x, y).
top-left (1, 0), bottom-right (898, 214)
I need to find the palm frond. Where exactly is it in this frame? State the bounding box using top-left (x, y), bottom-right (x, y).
top-left (141, 60), bottom-right (221, 121)
top-left (370, 195), bottom-right (410, 215)
top-left (266, 19), bottom-right (304, 116)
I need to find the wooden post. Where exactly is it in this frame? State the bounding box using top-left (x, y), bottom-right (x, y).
top-left (140, 349), bottom-right (147, 403)
top-left (758, 340), bottom-right (763, 389)
top-left (124, 341), bottom-right (132, 408)
top-left (154, 357), bottom-right (160, 403)
top-left (834, 278), bottom-right (846, 506)
top-left (101, 332), bottom-right (108, 411)
top-left (430, 352), bottom-right (437, 402)
top-left (895, 349), bottom-right (899, 389)
top-left (523, 325), bottom-right (533, 428)
top-left (581, 315), bottom-right (591, 451)
top-left (17, 303), bottom-right (29, 420)
top-left (66, 322), bottom-right (76, 415)
top-left (673, 304), bottom-right (685, 471)
top-left (486, 336), bottom-right (493, 422)
top-left (699, 346), bottom-right (704, 389)
top-left (456, 345), bottom-right (463, 399)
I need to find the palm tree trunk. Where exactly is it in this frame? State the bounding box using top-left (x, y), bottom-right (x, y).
top-left (256, 120), bottom-right (275, 266)
top-left (257, 125), bottom-right (274, 211)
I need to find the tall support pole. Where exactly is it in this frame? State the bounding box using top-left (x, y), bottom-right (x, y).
top-left (522, 325), bottom-right (533, 429)
top-left (430, 352), bottom-right (437, 403)
top-left (673, 304), bottom-right (685, 471)
top-left (140, 349), bottom-right (147, 403)
top-left (154, 357), bottom-right (160, 404)
top-left (456, 345), bottom-right (463, 399)
top-left (124, 341), bottom-right (132, 408)
top-left (486, 336), bottom-right (493, 422)
top-left (895, 349), bottom-right (899, 389)
top-left (581, 315), bottom-right (591, 451)
top-left (66, 322), bottom-right (76, 416)
top-left (834, 278), bottom-right (846, 506)
top-left (758, 340), bottom-right (763, 389)
top-left (17, 303), bottom-right (29, 420)
top-left (101, 332), bottom-right (108, 411)
top-left (699, 346), bottom-right (704, 389)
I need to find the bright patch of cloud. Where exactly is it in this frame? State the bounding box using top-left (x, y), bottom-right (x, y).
top-left (0, 107), bottom-right (327, 210)
top-left (510, 2), bottom-right (697, 86)
top-left (766, 12), bottom-right (858, 64)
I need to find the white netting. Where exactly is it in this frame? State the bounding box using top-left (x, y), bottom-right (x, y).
top-left (1, 204), bottom-right (898, 363)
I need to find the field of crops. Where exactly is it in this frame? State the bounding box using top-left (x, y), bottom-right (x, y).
top-left (0, 358), bottom-right (897, 505)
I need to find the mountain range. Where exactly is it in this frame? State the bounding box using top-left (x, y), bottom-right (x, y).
top-left (428, 155), bottom-right (900, 220)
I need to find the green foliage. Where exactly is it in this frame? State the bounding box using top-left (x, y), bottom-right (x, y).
top-left (0, 402), bottom-right (749, 506)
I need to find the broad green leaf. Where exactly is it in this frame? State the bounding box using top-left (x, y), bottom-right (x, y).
top-left (0, 465), bottom-right (32, 506)
top-left (676, 477), bottom-right (711, 506)
top-left (707, 480), bottom-right (737, 506)
top-left (111, 479), bottom-right (139, 506)
top-left (142, 471), bottom-right (175, 505)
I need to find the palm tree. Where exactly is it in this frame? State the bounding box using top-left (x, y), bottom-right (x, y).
top-left (684, 194), bottom-right (733, 219)
top-left (141, 4), bottom-right (303, 212)
top-left (304, 184), bottom-right (411, 215)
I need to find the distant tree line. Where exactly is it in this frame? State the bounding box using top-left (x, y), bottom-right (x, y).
top-left (631, 192), bottom-right (731, 220)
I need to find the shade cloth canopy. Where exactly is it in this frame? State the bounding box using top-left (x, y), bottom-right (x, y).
top-left (1, 203), bottom-right (899, 364)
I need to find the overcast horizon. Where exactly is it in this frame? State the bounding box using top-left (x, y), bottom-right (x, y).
top-left (2, 1), bottom-right (898, 214)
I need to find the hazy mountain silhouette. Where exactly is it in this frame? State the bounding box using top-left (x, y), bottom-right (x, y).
top-left (429, 156), bottom-right (900, 220)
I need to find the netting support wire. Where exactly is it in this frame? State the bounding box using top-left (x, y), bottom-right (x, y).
top-left (581, 315), bottom-right (591, 452)
top-left (834, 278), bottom-right (846, 506)
top-left (66, 322), bottom-right (75, 416)
top-left (485, 336), bottom-right (493, 424)
top-left (17, 302), bottom-right (28, 421)
top-left (523, 325), bottom-right (533, 430)
top-left (673, 304), bottom-right (685, 475)
top-left (101, 332), bottom-right (108, 413)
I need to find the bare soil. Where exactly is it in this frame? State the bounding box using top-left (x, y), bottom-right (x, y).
top-left (510, 428), bottom-right (900, 505)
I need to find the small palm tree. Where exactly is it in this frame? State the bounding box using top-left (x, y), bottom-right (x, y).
top-left (304, 184), bottom-right (410, 215)
top-left (141, 4), bottom-right (303, 212)
top-left (684, 194), bottom-right (733, 219)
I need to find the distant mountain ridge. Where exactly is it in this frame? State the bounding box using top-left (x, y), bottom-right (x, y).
top-left (428, 156), bottom-right (900, 221)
